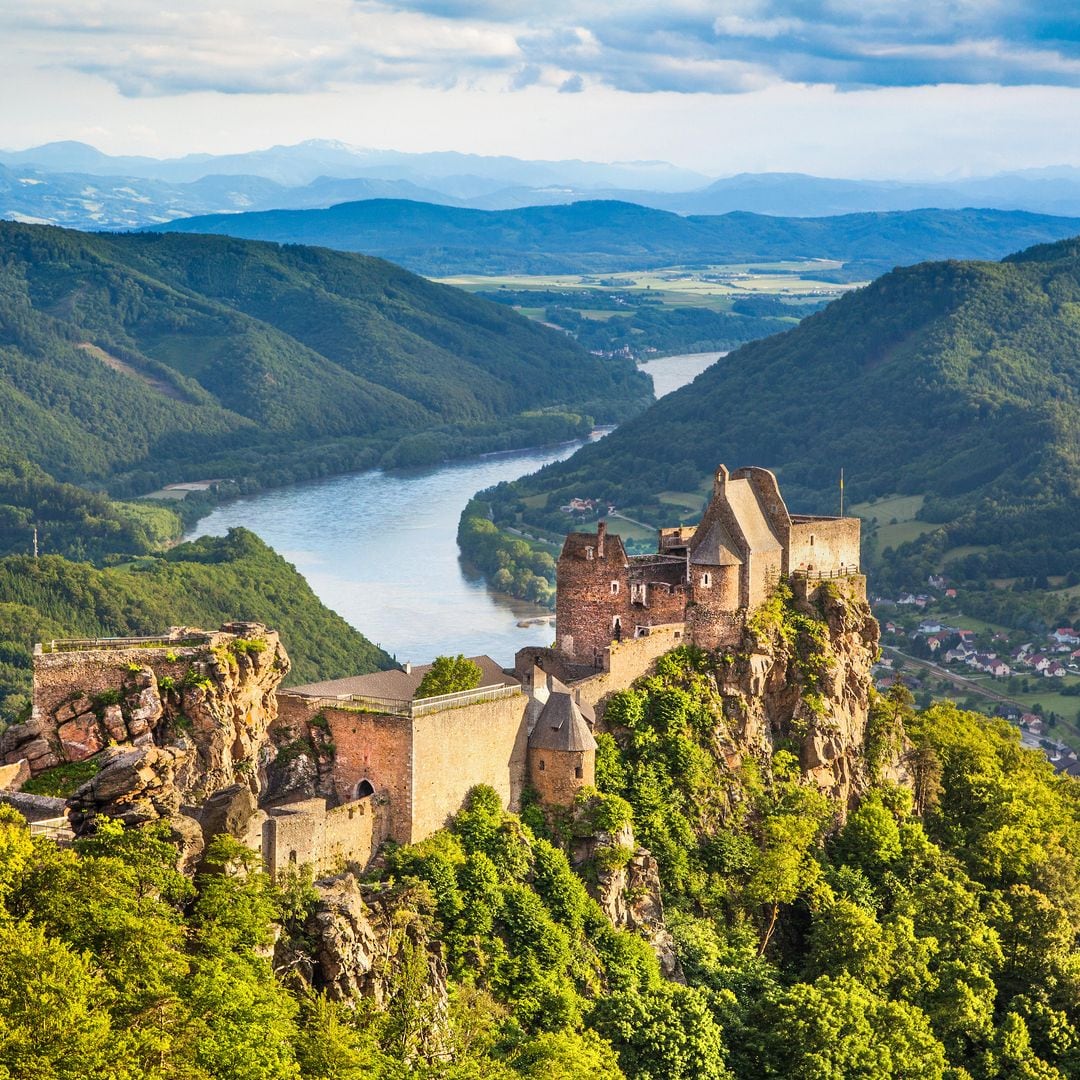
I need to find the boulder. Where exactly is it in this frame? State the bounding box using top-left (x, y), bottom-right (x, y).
top-left (57, 713), bottom-right (104, 762)
top-left (198, 783), bottom-right (258, 843)
top-left (101, 704), bottom-right (127, 743)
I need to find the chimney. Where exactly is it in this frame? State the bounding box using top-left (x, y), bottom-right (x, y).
top-left (597, 520), bottom-right (607, 559)
top-left (403, 662), bottom-right (411, 674)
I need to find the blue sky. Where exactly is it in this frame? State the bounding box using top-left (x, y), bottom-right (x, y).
top-left (3, 1), bottom-right (1080, 177)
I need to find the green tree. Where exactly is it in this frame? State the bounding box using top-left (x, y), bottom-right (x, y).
top-left (415, 655), bottom-right (484, 699)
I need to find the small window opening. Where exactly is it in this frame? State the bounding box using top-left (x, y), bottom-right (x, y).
top-left (810, 535), bottom-right (815, 546)
top-left (289, 850), bottom-right (297, 864)
top-left (575, 765), bottom-right (583, 779)
top-left (538, 759), bottom-right (546, 772)
top-left (610, 581), bottom-right (620, 595)
top-left (701, 572), bottom-right (711, 587)
top-left (356, 778), bottom-right (374, 798)
top-left (585, 546), bottom-right (594, 560)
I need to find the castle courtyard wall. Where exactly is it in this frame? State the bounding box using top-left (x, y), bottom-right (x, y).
top-left (407, 692), bottom-right (528, 842)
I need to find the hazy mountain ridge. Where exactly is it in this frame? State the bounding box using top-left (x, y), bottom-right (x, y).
top-left (145, 199), bottom-right (1080, 278)
top-left (9, 141), bottom-right (1080, 229)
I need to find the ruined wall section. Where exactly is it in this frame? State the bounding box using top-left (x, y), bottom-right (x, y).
top-left (262, 795), bottom-right (376, 877)
top-left (5, 625), bottom-right (287, 790)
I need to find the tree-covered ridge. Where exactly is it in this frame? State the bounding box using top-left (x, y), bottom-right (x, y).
top-left (0, 527), bottom-right (395, 722)
top-left (483, 237), bottom-right (1080, 583)
top-left (3, 645), bottom-right (1078, 1079)
top-left (0, 453), bottom-right (187, 562)
top-left (147, 199), bottom-right (1080, 280)
top-left (0, 222), bottom-right (650, 493)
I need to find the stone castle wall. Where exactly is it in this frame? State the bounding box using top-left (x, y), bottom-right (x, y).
top-left (261, 796), bottom-right (377, 877)
top-left (275, 690), bottom-right (529, 847)
top-left (529, 746), bottom-right (595, 807)
top-left (788, 518), bottom-right (861, 576)
top-left (408, 692), bottom-right (528, 842)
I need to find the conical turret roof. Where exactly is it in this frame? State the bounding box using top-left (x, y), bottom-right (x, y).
top-left (528, 691), bottom-right (597, 753)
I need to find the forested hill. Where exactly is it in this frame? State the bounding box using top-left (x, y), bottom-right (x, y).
top-left (493, 237), bottom-right (1080, 581)
top-left (147, 199), bottom-right (1080, 278)
top-left (0, 222), bottom-right (649, 493)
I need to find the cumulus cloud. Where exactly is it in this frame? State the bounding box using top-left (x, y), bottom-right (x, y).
top-left (3, 0), bottom-right (1079, 99)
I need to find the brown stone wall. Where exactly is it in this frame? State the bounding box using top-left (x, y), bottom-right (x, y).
top-left (788, 519), bottom-right (861, 575)
top-left (746, 552), bottom-right (784, 611)
top-left (627, 580), bottom-right (688, 631)
top-left (555, 539), bottom-right (632, 666)
top-left (262, 795), bottom-right (377, 877)
top-left (548, 624), bottom-right (689, 721)
top-left (686, 563), bottom-right (743, 650)
top-left (529, 747), bottom-right (594, 807)
top-left (319, 707), bottom-right (413, 843)
top-left (408, 693), bottom-right (529, 842)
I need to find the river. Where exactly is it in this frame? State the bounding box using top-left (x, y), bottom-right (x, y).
top-left (187, 350), bottom-right (724, 667)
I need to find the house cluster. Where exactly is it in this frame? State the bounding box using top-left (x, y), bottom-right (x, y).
top-left (560, 497), bottom-right (616, 516)
top-left (1008, 628), bottom-right (1080, 679)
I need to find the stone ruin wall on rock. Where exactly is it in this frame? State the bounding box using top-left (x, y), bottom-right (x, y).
top-left (274, 688), bottom-right (529, 847)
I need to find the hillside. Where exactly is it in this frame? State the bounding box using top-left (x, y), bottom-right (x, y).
top-left (147, 199), bottom-right (1080, 278)
top-left (480, 238), bottom-right (1080, 587)
top-left (0, 222), bottom-right (649, 493)
top-left (0, 527), bottom-right (395, 723)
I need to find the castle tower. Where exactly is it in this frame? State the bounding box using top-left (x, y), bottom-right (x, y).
top-left (527, 689), bottom-right (597, 807)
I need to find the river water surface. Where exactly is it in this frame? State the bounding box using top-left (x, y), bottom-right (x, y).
top-left (188, 351), bottom-right (724, 666)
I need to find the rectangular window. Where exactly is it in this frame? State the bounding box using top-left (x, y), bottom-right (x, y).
top-left (538, 759), bottom-right (546, 771)
top-left (611, 581), bottom-right (620, 595)
top-left (585, 546), bottom-right (594, 560)
top-left (575, 765), bottom-right (583, 779)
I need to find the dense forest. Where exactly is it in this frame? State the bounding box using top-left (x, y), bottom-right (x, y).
top-left (3, 646), bottom-right (1078, 1079)
top-left (147, 199), bottom-right (1080, 280)
top-left (0, 222), bottom-right (650, 493)
top-left (474, 237), bottom-right (1080, 589)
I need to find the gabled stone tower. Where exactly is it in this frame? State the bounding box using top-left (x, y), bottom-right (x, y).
top-left (527, 687), bottom-right (597, 807)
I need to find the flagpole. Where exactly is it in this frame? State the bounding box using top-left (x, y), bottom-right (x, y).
top-left (840, 468), bottom-right (844, 517)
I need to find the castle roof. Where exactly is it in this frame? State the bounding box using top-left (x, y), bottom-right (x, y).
top-left (688, 519), bottom-right (742, 567)
top-left (529, 691), bottom-right (597, 753)
top-left (289, 655), bottom-right (517, 701)
top-left (724, 477), bottom-right (783, 554)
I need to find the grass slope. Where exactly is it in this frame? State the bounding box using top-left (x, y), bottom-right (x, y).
top-left (148, 199), bottom-right (1080, 278)
top-left (0, 222), bottom-right (650, 493)
top-left (487, 238), bottom-right (1080, 582)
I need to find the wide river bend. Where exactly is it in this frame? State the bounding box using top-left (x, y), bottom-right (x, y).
top-left (188, 351), bottom-right (723, 667)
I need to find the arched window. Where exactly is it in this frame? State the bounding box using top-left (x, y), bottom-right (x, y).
top-left (356, 778), bottom-right (374, 798)
top-left (701, 572), bottom-right (711, 587)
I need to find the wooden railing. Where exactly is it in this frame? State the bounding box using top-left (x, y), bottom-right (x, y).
top-left (280, 683), bottom-right (522, 719)
top-left (39, 634), bottom-right (209, 654)
top-left (790, 567), bottom-right (861, 581)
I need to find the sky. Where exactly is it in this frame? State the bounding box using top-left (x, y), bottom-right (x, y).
top-left (3, 0), bottom-right (1080, 178)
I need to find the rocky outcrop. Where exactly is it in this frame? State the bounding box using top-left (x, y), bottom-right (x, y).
top-left (573, 823), bottom-right (682, 981)
top-left (276, 873), bottom-right (449, 1057)
top-left (21, 624), bottom-right (291, 857)
top-left (712, 580), bottom-right (880, 808)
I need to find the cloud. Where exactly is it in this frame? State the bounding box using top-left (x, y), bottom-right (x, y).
top-left (3, 0), bottom-right (1080, 100)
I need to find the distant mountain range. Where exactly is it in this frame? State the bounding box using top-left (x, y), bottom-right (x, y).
top-left (8, 140), bottom-right (1080, 230)
top-left (145, 200), bottom-right (1080, 280)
